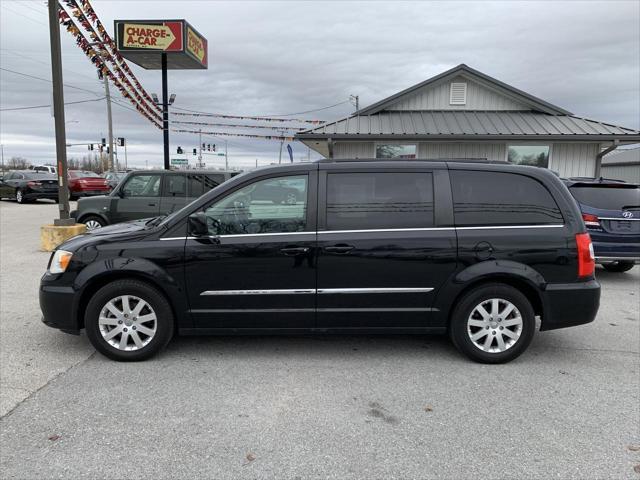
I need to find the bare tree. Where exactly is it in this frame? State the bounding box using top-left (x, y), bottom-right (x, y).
top-left (7, 157), bottom-right (29, 169)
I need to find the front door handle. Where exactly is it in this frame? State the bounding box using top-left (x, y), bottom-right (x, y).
top-left (280, 246), bottom-right (310, 256)
top-left (324, 244), bottom-right (355, 254)
top-left (148, 203), bottom-right (157, 207)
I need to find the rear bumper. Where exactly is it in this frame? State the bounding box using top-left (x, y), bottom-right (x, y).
top-left (591, 237), bottom-right (639, 263)
top-left (540, 280), bottom-right (600, 331)
top-left (40, 276), bottom-right (79, 333)
top-left (72, 191), bottom-right (110, 197)
top-left (24, 191), bottom-right (58, 200)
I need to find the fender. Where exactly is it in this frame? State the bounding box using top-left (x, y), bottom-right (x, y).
top-left (72, 256), bottom-right (190, 329)
top-left (430, 260), bottom-right (546, 326)
top-left (77, 210), bottom-right (110, 225)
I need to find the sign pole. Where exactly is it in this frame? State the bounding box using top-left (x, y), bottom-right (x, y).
top-left (162, 53), bottom-right (170, 170)
top-left (48, 0), bottom-right (73, 226)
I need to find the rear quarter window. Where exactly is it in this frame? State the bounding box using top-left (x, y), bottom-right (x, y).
top-left (451, 170), bottom-right (564, 226)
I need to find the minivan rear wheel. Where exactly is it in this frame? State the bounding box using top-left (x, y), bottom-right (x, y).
top-left (449, 283), bottom-right (535, 364)
top-left (602, 261), bottom-right (634, 273)
top-left (85, 280), bottom-right (174, 361)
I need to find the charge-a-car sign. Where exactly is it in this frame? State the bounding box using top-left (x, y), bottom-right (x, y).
top-left (114, 19), bottom-right (207, 70)
top-left (122, 22), bottom-right (183, 51)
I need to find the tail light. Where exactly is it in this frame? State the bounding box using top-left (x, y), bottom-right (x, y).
top-left (582, 213), bottom-right (601, 228)
top-left (576, 233), bottom-right (595, 278)
top-left (27, 181), bottom-right (42, 187)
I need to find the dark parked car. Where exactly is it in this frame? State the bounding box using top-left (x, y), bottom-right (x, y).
top-left (71, 169), bottom-right (237, 231)
top-left (103, 171), bottom-right (126, 191)
top-left (0, 170), bottom-right (58, 203)
top-left (564, 177), bottom-right (639, 272)
top-left (68, 170), bottom-right (110, 200)
top-left (41, 159), bottom-right (600, 363)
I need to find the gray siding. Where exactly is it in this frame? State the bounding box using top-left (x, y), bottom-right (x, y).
top-left (333, 142), bottom-right (374, 158)
top-left (388, 76), bottom-right (528, 111)
top-left (419, 143), bottom-right (506, 161)
top-left (601, 164), bottom-right (640, 183)
top-left (549, 143), bottom-right (598, 177)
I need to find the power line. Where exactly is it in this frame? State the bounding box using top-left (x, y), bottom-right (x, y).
top-left (0, 96), bottom-right (106, 112)
top-left (170, 99), bottom-right (350, 119)
top-left (0, 67), bottom-right (102, 96)
top-left (0, 2), bottom-right (48, 27)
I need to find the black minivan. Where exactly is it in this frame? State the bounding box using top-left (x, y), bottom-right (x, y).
top-left (40, 160), bottom-right (600, 363)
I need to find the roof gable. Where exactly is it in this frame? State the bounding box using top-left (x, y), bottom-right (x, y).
top-left (356, 64), bottom-right (572, 116)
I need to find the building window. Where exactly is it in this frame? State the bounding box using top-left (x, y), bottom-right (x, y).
top-left (507, 145), bottom-right (550, 167)
top-left (375, 144), bottom-right (417, 159)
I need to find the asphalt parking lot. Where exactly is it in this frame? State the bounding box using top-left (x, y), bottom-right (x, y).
top-left (0, 199), bottom-right (638, 479)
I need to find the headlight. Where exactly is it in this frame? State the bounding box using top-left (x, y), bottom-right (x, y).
top-left (49, 250), bottom-right (73, 274)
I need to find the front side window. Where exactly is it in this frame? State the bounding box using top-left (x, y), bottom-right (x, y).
top-left (507, 145), bottom-right (550, 167)
top-left (451, 170), bottom-right (563, 226)
top-left (375, 144), bottom-right (417, 159)
top-left (326, 172), bottom-right (434, 230)
top-left (204, 175), bottom-right (308, 235)
top-left (121, 174), bottom-right (161, 197)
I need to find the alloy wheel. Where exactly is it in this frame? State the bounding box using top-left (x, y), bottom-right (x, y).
top-left (85, 219), bottom-right (103, 231)
top-left (467, 298), bottom-right (523, 353)
top-left (16, 190), bottom-right (23, 203)
top-left (98, 295), bottom-right (157, 351)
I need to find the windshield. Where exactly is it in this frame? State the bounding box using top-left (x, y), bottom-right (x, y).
top-left (570, 185), bottom-right (640, 210)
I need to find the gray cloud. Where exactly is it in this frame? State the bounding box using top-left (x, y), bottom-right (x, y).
top-left (1, 0), bottom-right (638, 169)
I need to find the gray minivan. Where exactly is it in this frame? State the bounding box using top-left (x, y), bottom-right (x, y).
top-left (71, 169), bottom-right (237, 230)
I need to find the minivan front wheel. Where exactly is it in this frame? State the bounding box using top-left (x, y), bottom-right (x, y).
top-left (85, 280), bottom-right (174, 361)
top-left (449, 284), bottom-right (535, 364)
top-left (81, 215), bottom-right (106, 231)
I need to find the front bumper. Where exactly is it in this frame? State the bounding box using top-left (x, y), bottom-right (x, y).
top-left (40, 275), bottom-right (80, 334)
top-left (540, 280), bottom-right (600, 331)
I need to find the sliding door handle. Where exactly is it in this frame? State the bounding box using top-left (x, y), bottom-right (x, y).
top-left (280, 246), bottom-right (310, 256)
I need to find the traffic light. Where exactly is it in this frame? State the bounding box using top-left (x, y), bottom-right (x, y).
top-left (88, 144), bottom-right (94, 151)
top-left (212, 144), bottom-right (216, 152)
top-left (206, 144), bottom-right (211, 151)
top-left (202, 143), bottom-right (205, 150)
top-left (101, 138), bottom-right (106, 146)
top-left (192, 148), bottom-right (197, 155)
top-left (177, 146), bottom-right (184, 154)
top-left (117, 138), bottom-right (125, 147)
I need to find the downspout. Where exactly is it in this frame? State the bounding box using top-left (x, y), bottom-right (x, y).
top-left (595, 140), bottom-right (619, 178)
top-left (327, 137), bottom-right (334, 159)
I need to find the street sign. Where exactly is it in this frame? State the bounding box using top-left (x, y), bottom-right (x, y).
top-left (171, 158), bottom-right (188, 165)
top-left (114, 19), bottom-right (208, 70)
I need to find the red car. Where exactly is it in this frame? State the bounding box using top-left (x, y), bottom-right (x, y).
top-left (68, 170), bottom-right (110, 200)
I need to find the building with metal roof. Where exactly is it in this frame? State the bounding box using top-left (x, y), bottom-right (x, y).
top-left (601, 145), bottom-right (640, 183)
top-left (296, 64), bottom-right (640, 178)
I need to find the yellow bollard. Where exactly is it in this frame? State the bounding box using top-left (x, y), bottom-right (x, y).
top-left (40, 224), bottom-right (87, 252)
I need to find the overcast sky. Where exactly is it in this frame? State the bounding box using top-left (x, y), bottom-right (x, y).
top-left (1, 0), bottom-right (639, 169)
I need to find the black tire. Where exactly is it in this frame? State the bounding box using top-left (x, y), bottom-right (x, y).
top-left (449, 283), bottom-right (535, 364)
top-left (84, 279), bottom-right (174, 361)
top-left (81, 215), bottom-right (107, 231)
top-left (602, 261), bottom-right (635, 273)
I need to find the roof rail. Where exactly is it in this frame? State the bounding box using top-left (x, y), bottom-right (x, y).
top-left (315, 157), bottom-right (508, 164)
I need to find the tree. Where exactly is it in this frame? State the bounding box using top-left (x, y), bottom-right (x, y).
top-left (7, 157), bottom-right (29, 169)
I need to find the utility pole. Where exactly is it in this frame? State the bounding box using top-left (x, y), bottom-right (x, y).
top-left (198, 129), bottom-right (203, 168)
top-left (350, 94), bottom-right (359, 112)
top-left (278, 131), bottom-right (285, 164)
top-left (48, 0), bottom-right (73, 225)
top-left (224, 139), bottom-right (228, 171)
top-left (102, 73), bottom-right (114, 172)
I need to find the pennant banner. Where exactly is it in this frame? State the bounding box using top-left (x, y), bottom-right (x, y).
top-left (173, 128), bottom-right (296, 142)
top-left (171, 120), bottom-right (306, 131)
top-left (171, 111), bottom-right (324, 125)
top-left (58, 6), bottom-right (162, 129)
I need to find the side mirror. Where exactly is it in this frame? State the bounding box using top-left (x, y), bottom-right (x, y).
top-left (117, 188), bottom-right (126, 198)
top-left (188, 212), bottom-right (208, 237)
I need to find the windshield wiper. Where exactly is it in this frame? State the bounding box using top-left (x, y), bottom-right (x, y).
top-left (145, 215), bottom-right (167, 228)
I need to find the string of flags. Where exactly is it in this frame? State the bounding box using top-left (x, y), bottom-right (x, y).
top-left (170, 111), bottom-right (324, 125)
top-left (171, 120), bottom-right (307, 131)
top-left (74, 0), bottom-right (160, 111)
top-left (58, 3), bottom-right (162, 128)
top-left (173, 129), bottom-right (296, 142)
